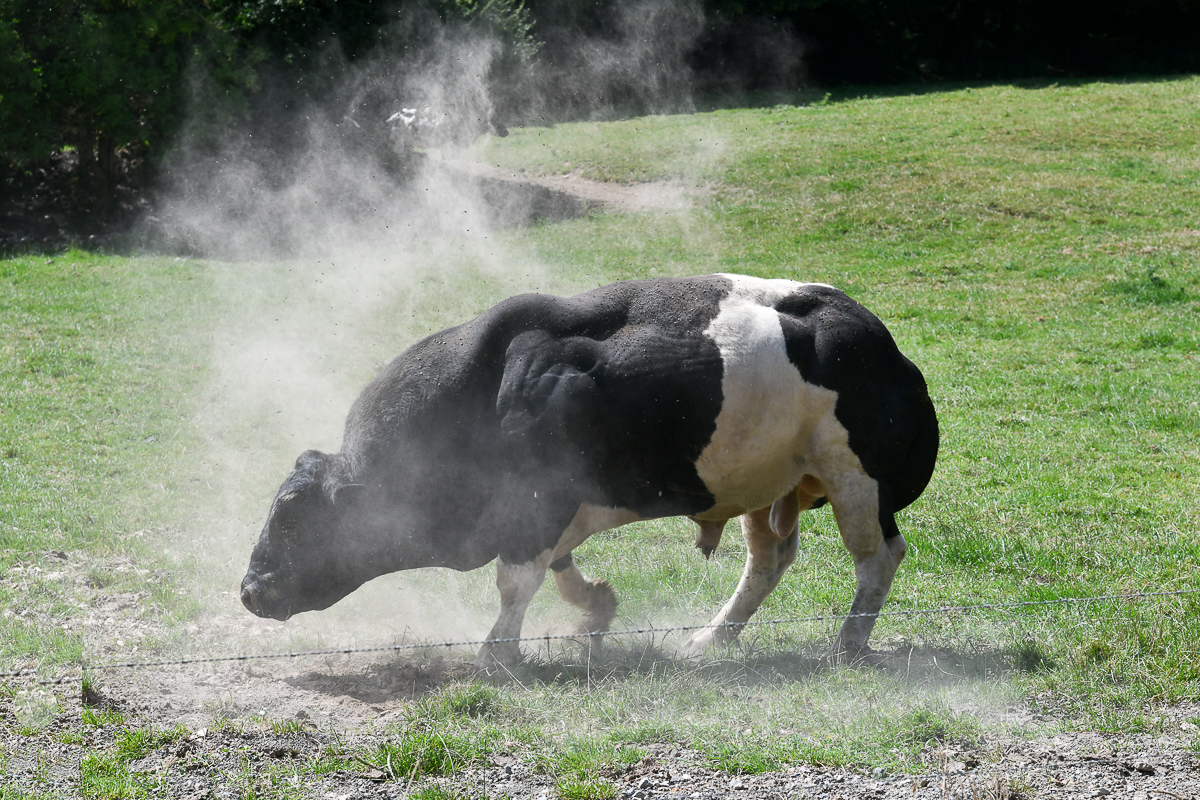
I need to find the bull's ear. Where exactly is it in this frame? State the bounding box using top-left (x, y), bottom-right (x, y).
top-left (331, 483), bottom-right (367, 507)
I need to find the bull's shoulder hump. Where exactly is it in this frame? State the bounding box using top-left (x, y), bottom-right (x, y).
top-left (453, 275), bottom-right (739, 341)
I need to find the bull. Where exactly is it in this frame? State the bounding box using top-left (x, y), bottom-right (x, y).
top-left (240, 274), bottom-right (938, 667)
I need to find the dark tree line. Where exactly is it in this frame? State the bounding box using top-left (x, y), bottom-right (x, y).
top-left (3, 0), bottom-right (1198, 215)
top-left (0, 0), bottom-right (536, 213)
top-left (726, 0), bottom-right (1200, 85)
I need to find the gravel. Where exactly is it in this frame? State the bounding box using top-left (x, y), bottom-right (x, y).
top-left (4, 681), bottom-right (1198, 799)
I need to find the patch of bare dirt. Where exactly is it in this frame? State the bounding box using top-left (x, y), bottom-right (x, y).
top-left (6, 675), bottom-right (1198, 800)
top-left (447, 160), bottom-right (707, 214)
top-left (5, 547), bottom-right (1200, 799)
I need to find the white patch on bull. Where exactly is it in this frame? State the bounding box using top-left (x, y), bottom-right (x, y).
top-left (694, 275), bottom-right (839, 517)
top-left (687, 274), bottom-right (897, 657)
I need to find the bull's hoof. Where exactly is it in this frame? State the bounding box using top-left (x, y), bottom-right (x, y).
top-left (682, 622), bottom-right (740, 657)
top-left (681, 632), bottom-right (712, 657)
top-left (582, 579), bottom-right (617, 634)
top-left (829, 641), bottom-right (877, 667)
top-left (474, 642), bottom-right (522, 673)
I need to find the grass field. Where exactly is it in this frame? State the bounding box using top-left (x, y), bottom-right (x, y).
top-left (3, 76), bottom-right (1199, 797)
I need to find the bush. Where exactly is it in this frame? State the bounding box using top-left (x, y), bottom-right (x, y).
top-left (0, 0), bottom-right (256, 211)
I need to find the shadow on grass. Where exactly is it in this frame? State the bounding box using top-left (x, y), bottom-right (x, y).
top-left (285, 634), bottom-right (1049, 705)
top-left (510, 633), bottom-right (1054, 689)
top-left (1, 152), bottom-right (594, 260)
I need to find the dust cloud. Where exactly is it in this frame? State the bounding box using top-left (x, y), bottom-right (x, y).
top-left (140, 0), bottom-right (792, 662)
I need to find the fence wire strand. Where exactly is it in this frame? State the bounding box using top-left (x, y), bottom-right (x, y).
top-left (4, 588), bottom-right (1197, 687)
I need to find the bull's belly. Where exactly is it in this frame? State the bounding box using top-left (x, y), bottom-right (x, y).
top-left (552, 504), bottom-right (643, 560)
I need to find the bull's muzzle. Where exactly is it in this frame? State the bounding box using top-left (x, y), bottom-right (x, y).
top-left (240, 575), bottom-right (292, 621)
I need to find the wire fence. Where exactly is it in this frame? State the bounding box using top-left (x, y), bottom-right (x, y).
top-left (3, 588), bottom-right (1197, 687)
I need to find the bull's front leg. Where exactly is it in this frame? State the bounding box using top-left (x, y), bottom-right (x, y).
top-left (683, 502), bottom-right (799, 655)
top-left (476, 551), bottom-right (553, 670)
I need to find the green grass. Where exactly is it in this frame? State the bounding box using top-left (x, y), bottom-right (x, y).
top-left (1, 251), bottom-right (221, 673)
top-left (77, 723), bottom-right (187, 800)
top-left (556, 776), bottom-right (618, 800)
top-left (3, 75), bottom-right (1200, 793)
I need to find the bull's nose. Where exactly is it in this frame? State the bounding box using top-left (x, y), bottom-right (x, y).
top-left (241, 579), bottom-right (262, 614)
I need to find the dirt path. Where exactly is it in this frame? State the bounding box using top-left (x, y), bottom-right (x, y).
top-left (445, 159), bottom-right (706, 214)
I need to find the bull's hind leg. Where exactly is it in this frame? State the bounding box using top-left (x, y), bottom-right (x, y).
top-left (550, 553), bottom-right (618, 635)
top-left (824, 473), bottom-right (907, 660)
top-left (476, 551), bottom-right (554, 670)
top-left (683, 501), bottom-right (800, 654)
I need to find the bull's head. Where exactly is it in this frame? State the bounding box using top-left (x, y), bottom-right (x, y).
top-left (240, 450), bottom-right (374, 621)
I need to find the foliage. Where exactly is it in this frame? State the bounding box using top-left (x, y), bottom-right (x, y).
top-left (0, 0), bottom-right (257, 210)
top-left (228, 0), bottom-right (538, 97)
top-left (704, 0), bottom-right (1200, 84)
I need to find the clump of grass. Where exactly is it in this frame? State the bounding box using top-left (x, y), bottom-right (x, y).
top-left (1108, 265), bottom-right (1190, 303)
top-left (82, 705), bottom-right (125, 728)
top-left (373, 728), bottom-right (499, 779)
top-left (114, 723), bottom-right (186, 761)
top-left (556, 776), bottom-right (618, 800)
top-left (86, 568), bottom-right (118, 590)
top-left (56, 729), bottom-right (84, 745)
top-left (896, 707), bottom-right (979, 749)
top-left (1078, 639), bottom-right (1114, 665)
top-left (409, 787), bottom-right (469, 800)
top-left (1082, 704), bottom-right (1162, 735)
top-left (536, 739), bottom-right (645, 781)
top-left (267, 717), bottom-right (309, 734)
top-left (703, 737), bottom-right (783, 775)
top-left (80, 752), bottom-right (134, 799)
top-left (311, 744), bottom-right (359, 776)
top-left (427, 682), bottom-right (499, 719)
top-left (211, 715), bottom-right (245, 735)
top-left (604, 722), bottom-right (675, 746)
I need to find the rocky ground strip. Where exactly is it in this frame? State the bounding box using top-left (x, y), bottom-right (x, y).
top-left (4, 683), bottom-right (1199, 800)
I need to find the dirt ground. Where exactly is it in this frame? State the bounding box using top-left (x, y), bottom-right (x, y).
top-left (445, 159), bottom-right (706, 215)
top-left (5, 656), bottom-right (1199, 799)
top-left (4, 548), bottom-right (1200, 799)
top-left (0, 148), bottom-right (704, 255)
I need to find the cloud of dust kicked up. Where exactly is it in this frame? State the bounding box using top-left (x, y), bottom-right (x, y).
top-left (147, 0), bottom-right (801, 659)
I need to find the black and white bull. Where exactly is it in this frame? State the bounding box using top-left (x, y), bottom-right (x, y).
top-left (240, 274), bottom-right (939, 667)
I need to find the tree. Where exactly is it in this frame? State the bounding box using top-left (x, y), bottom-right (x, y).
top-left (0, 0), bottom-right (256, 212)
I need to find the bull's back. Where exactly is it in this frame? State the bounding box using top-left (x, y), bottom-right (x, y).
top-left (343, 274), bottom-right (934, 539)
